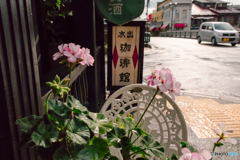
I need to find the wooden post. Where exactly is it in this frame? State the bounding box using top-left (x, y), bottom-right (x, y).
top-left (73, 0), bottom-right (105, 112)
top-left (184, 32), bottom-right (186, 38)
top-left (0, 0), bottom-right (41, 159)
top-left (190, 32), bottom-right (192, 38)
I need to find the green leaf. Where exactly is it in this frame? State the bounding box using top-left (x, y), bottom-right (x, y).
top-left (86, 112), bottom-right (114, 135)
top-left (86, 138), bottom-right (109, 160)
top-left (65, 119), bottom-right (90, 145)
top-left (48, 99), bottom-right (71, 118)
top-left (121, 118), bottom-right (135, 130)
top-left (65, 95), bottom-right (88, 114)
top-left (109, 156), bottom-right (119, 160)
top-left (31, 124), bottom-right (59, 148)
top-left (15, 115), bottom-right (43, 133)
top-left (140, 135), bottom-right (164, 158)
top-left (180, 141), bottom-right (197, 152)
top-left (107, 127), bottom-right (126, 148)
top-left (169, 153), bottom-right (178, 160)
top-left (18, 132), bottom-right (34, 149)
top-left (59, 139), bottom-right (109, 160)
top-left (215, 142), bottom-right (224, 147)
top-left (53, 146), bottom-right (70, 160)
top-left (36, 142), bottom-right (60, 160)
top-left (132, 128), bottom-right (149, 137)
top-left (180, 141), bottom-right (186, 148)
top-left (53, 144), bottom-right (92, 160)
top-left (89, 137), bottom-right (96, 145)
top-left (131, 145), bottom-right (151, 158)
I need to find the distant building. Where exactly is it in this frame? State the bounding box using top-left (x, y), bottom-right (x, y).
top-left (191, 0), bottom-right (240, 29)
top-left (149, 0), bottom-right (172, 32)
top-left (191, 3), bottom-right (219, 29)
top-left (163, 0), bottom-right (192, 31)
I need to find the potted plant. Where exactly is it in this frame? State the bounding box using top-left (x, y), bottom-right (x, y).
top-left (15, 43), bottom-right (237, 160)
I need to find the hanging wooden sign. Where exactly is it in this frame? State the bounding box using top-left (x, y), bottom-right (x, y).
top-left (107, 20), bottom-right (145, 92)
top-left (96, 0), bottom-right (145, 25)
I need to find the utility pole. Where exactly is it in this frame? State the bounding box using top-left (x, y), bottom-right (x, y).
top-left (146, 0), bottom-right (150, 21)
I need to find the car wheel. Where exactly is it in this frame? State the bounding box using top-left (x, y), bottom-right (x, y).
top-left (198, 36), bottom-right (201, 44)
top-left (211, 37), bottom-right (216, 46)
top-left (231, 43), bottom-right (236, 47)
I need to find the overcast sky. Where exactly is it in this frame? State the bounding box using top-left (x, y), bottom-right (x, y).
top-left (140, 0), bottom-right (240, 19)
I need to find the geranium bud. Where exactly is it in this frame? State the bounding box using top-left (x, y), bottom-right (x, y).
top-left (59, 59), bottom-right (67, 64)
top-left (61, 79), bottom-right (70, 86)
top-left (55, 75), bottom-right (60, 84)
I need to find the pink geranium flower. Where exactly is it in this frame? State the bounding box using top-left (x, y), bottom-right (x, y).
top-left (63, 43), bottom-right (83, 63)
top-left (53, 44), bottom-right (68, 60)
top-left (167, 78), bottom-right (181, 101)
top-left (212, 123), bottom-right (237, 144)
top-left (154, 68), bottom-right (172, 92)
top-left (179, 148), bottom-right (211, 160)
top-left (145, 67), bottom-right (159, 86)
top-left (80, 48), bottom-right (94, 66)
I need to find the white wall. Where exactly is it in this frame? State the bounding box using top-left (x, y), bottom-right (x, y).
top-left (163, 0), bottom-right (192, 31)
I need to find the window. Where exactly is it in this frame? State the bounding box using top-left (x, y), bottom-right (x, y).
top-left (207, 23), bottom-right (213, 30)
top-left (201, 24), bottom-right (206, 29)
top-left (214, 23), bottom-right (234, 30)
top-left (182, 10), bottom-right (187, 19)
top-left (175, 10), bottom-right (179, 21)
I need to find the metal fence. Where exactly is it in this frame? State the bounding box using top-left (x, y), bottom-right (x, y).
top-left (160, 30), bottom-right (199, 39)
top-left (159, 30), bottom-right (240, 44)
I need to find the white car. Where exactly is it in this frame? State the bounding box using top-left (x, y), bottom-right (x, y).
top-left (198, 22), bottom-right (239, 46)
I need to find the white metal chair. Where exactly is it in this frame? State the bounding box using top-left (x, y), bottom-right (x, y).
top-left (101, 84), bottom-right (187, 160)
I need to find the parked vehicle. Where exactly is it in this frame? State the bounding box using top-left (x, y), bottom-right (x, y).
top-left (198, 22), bottom-right (239, 46)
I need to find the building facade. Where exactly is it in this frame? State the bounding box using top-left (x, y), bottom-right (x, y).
top-left (163, 0), bottom-right (192, 31)
top-left (149, 0), bottom-right (171, 32)
top-left (192, 0), bottom-right (240, 29)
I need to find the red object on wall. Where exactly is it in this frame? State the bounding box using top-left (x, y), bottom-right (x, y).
top-left (161, 24), bottom-right (169, 30)
top-left (148, 14), bottom-right (151, 22)
top-left (175, 23), bottom-right (185, 28)
top-left (155, 28), bottom-right (159, 31)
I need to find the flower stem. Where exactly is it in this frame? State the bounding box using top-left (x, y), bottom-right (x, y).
top-left (129, 149), bottom-right (146, 157)
top-left (131, 135), bottom-right (141, 145)
top-left (135, 87), bottom-right (159, 128)
top-left (44, 91), bottom-right (53, 125)
top-left (210, 138), bottom-right (222, 160)
top-left (217, 137), bottom-right (222, 143)
top-left (66, 70), bottom-right (72, 102)
top-left (66, 135), bottom-right (71, 157)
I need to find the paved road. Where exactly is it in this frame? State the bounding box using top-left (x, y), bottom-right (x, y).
top-left (143, 37), bottom-right (240, 103)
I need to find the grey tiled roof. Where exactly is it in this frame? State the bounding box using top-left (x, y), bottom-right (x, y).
top-left (192, 3), bottom-right (218, 16)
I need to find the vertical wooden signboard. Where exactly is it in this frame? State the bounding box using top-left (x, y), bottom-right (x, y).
top-left (107, 20), bottom-right (146, 92)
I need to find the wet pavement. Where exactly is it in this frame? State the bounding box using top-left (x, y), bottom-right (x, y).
top-left (143, 37), bottom-right (240, 103)
top-left (143, 38), bottom-right (240, 159)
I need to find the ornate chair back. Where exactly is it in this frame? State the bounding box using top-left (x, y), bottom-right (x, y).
top-left (100, 84), bottom-right (187, 159)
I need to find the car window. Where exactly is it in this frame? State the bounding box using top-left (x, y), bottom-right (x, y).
top-left (207, 24), bottom-right (213, 30)
top-left (214, 23), bottom-right (234, 30)
top-left (201, 24), bottom-right (206, 29)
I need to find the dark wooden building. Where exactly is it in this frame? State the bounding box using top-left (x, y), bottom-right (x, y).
top-left (0, 0), bottom-right (106, 159)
